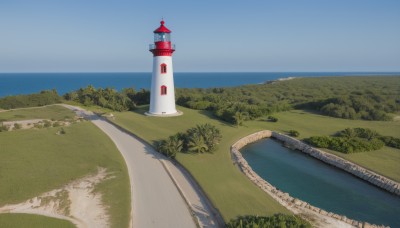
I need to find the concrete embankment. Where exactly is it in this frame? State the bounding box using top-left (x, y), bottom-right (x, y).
top-left (231, 130), bottom-right (397, 228)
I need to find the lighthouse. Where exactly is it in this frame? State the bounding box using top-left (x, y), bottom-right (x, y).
top-left (146, 20), bottom-right (181, 116)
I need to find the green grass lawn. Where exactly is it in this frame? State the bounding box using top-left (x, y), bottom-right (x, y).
top-left (0, 214), bottom-right (76, 228)
top-left (109, 105), bottom-right (400, 222)
top-left (0, 105), bottom-right (75, 121)
top-left (0, 119), bottom-right (130, 228)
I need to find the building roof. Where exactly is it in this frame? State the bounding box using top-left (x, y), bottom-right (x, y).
top-left (154, 20), bottom-right (171, 33)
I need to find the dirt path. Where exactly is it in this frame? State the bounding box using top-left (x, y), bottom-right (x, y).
top-left (0, 168), bottom-right (110, 228)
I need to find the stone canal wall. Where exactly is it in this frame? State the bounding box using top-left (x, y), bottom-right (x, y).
top-left (271, 132), bottom-right (400, 196)
top-left (231, 130), bottom-right (397, 228)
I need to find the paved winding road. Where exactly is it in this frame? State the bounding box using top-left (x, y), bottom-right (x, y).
top-left (64, 105), bottom-right (220, 228)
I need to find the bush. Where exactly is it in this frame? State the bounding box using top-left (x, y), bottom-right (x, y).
top-left (0, 124), bottom-right (9, 132)
top-left (304, 128), bottom-right (388, 153)
top-left (52, 121), bottom-right (61, 127)
top-left (226, 214), bottom-right (311, 228)
top-left (43, 120), bottom-right (52, 128)
top-left (155, 134), bottom-right (183, 159)
top-left (185, 124), bottom-right (222, 153)
top-left (288, 130), bottom-right (300, 137)
top-left (268, 116), bottom-right (278, 122)
top-left (379, 136), bottom-right (400, 149)
top-left (156, 124), bottom-right (222, 156)
top-left (60, 128), bottom-right (66, 134)
top-left (13, 123), bottom-right (22, 130)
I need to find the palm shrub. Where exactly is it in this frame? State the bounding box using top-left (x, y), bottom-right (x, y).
top-left (187, 132), bottom-right (208, 153)
top-left (195, 123), bottom-right (222, 152)
top-left (226, 214), bottom-right (311, 228)
top-left (186, 124), bottom-right (222, 153)
top-left (156, 134), bottom-right (183, 159)
top-left (156, 124), bottom-right (222, 156)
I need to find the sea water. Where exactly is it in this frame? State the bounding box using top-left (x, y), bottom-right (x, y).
top-left (1, 72), bottom-right (399, 97)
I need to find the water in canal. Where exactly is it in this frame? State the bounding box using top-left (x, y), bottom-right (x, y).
top-left (240, 138), bottom-right (400, 227)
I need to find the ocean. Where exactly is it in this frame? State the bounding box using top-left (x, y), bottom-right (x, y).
top-left (0, 72), bottom-right (399, 97)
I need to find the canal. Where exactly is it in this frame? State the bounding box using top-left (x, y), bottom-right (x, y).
top-left (240, 138), bottom-right (400, 227)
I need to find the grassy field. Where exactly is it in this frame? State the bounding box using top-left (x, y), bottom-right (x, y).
top-left (0, 107), bottom-right (130, 228)
top-left (0, 105), bottom-right (75, 121)
top-left (0, 214), bottom-right (76, 228)
top-left (109, 105), bottom-right (400, 222)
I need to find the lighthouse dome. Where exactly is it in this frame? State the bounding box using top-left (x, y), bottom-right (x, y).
top-left (154, 20), bottom-right (171, 33)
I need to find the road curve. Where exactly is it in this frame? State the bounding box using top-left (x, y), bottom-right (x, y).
top-left (65, 105), bottom-right (196, 228)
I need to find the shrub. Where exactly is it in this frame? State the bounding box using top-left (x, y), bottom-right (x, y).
top-left (305, 128), bottom-right (386, 154)
top-left (379, 136), bottom-right (400, 149)
top-left (186, 124), bottom-right (222, 153)
top-left (268, 116), bottom-right (278, 122)
top-left (156, 124), bottom-right (222, 156)
top-left (226, 214), bottom-right (311, 228)
top-left (60, 128), bottom-right (66, 134)
top-left (0, 124), bottom-right (9, 132)
top-left (52, 121), bottom-right (61, 127)
top-left (13, 123), bottom-right (22, 130)
top-left (288, 130), bottom-right (300, 137)
top-left (155, 134), bottom-right (183, 159)
top-left (43, 120), bottom-right (52, 128)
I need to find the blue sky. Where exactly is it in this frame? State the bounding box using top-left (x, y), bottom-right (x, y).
top-left (0, 0), bottom-right (399, 72)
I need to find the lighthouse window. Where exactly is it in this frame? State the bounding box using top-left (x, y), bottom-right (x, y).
top-left (161, 85), bottom-right (167, 95)
top-left (160, 64), bottom-right (167, 74)
top-left (154, 33), bottom-right (170, 42)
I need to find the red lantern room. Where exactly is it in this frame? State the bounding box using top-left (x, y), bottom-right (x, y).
top-left (149, 20), bottom-right (175, 56)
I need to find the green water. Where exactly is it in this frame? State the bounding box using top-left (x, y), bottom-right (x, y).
top-left (241, 138), bottom-right (400, 227)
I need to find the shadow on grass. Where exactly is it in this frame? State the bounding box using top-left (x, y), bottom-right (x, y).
top-left (198, 110), bottom-right (236, 128)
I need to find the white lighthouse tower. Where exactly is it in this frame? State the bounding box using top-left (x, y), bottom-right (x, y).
top-left (146, 20), bottom-right (181, 116)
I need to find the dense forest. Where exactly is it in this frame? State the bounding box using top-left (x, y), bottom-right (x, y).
top-left (63, 85), bottom-right (149, 111)
top-left (2, 77), bottom-right (399, 125)
top-left (0, 90), bottom-right (61, 109)
top-left (176, 76), bottom-right (400, 123)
